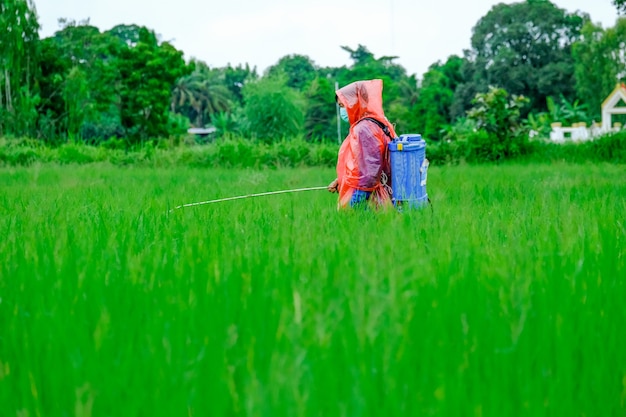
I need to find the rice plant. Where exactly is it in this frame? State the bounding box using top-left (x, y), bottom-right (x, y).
top-left (0, 162), bottom-right (624, 417)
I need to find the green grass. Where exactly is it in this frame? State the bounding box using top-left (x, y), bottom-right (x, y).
top-left (0, 162), bottom-right (625, 417)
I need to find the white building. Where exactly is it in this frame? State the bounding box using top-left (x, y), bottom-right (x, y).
top-left (550, 84), bottom-right (625, 142)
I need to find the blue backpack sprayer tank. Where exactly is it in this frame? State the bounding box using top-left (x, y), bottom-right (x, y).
top-left (388, 134), bottom-right (429, 209)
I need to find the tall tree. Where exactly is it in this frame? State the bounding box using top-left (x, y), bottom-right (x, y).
top-left (37, 22), bottom-right (121, 141)
top-left (412, 55), bottom-right (466, 140)
top-left (461, 0), bottom-right (588, 115)
top-left (0, 0), bottom-right (40, 136)
top-left (389, 75), bottom-right (420, 134)
top-left (242, 76), bottom-right (305, 142)
top-left (63, 66), bottom-right (90, 139)
top-left (573, 18), bottom-right (626, 117)
top-left (171, 61), bottom-right (233, 127)
top-left (303, 77), bottom-right (338, 141)
top-left (266, 54), bottom-right (318, 90)
top-left (111, 25), bottom-right (190, 142)
top-left (339, 44), bottom-right (407, 90)
top-left (222, 64), bottom-right (257, 105)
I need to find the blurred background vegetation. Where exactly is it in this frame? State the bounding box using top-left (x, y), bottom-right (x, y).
top-left (2, 0), bottom-right (626, 163)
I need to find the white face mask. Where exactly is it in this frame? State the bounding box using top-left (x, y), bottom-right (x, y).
top-left (340, 107), bottom-right (349, 123)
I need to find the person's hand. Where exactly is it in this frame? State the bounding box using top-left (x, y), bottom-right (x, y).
top-left (327, 178), bottom-right (339, 193)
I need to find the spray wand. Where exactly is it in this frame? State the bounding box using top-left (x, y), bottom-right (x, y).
top-left (169, 186), bottom-right (328, 213)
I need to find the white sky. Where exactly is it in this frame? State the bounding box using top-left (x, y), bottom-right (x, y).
top-left (34, 0), bottom-right (620, 78)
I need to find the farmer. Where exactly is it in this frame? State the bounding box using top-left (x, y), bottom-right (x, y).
top-left (327, 79), bottom-right (397, 209)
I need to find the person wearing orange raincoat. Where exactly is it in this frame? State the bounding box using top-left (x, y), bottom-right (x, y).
top-left (327, 79), bottom-right (397, 209)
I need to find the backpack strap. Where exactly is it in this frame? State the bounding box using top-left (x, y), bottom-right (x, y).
top-left (358, 117), bottom-right (394, 193)
top-left (360, 117), bottom-right (393, 139)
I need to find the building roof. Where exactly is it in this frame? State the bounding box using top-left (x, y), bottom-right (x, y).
top-left (601, 83), bottom-right (626, 110)
top-left (188, 127), bottom-right (217, 135)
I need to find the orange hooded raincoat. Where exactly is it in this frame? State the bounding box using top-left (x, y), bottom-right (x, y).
top-left (335, 79), bottom-right (397, 209)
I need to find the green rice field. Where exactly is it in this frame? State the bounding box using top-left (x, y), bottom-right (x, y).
top-left (1, 162), bottom-right (625, 416)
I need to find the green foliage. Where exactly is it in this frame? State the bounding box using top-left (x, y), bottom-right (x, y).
top-left (113, 25), bottom-right (191, 143)
top-left (413, 56), bottom-right (466, 141)
top-left (0, 136), bottom-right (339, 168)
top-left (548, 95), bottom-right (591, 125)
top-left (167, 112), bottom-right (191, 142)
top-left (339, 45), bottom-right (408, 85)
top-left (465, 86), bottom-right (530, 162)
top-left (171, 61), bottom-right (233, 128)
top-left (468, 87), bottom-right (528, 136)
top-left (424, 139), bottom-right (462, 166)
top-left (463, 130), bottom-right (509, 163)
top-left (221, 63), bottom-right (258, 105)
top-left (210, 111), bottom-right (242, 138)
top-left (525, 95), bottom-right (593, 138)
top-left (430, 117), bottom-right (478, 164)
top-left (37, 23), bottom-right (124, 143)
top-left (4, 128), bottom-right (625, 170)
top-left (0, 137), bottom-right (40, 165)
top-left (462, 0), bottom-right (587, 115)
top-left (0, 0), bottom-right (40, 137)
top-left (80, 110), bottom-right (125, 145)
top-left (63, 66), bottom-right (91, 139)
top-left (6, 2), bottom-right (623, 155)
top-left (266, 54), bottom-right (318, 90)
top-left (337, 45), bottom-right (407, 100)
top-left (589, 130), bottom-right (626, 161)
top-left (524, 130), bottom-right (626, 163)
top-left (303, 77), bottom-right (339, 142)
top-left (572, 19), bottom-right (626, 116)
top-left (386, 75), bottom-right (420, 135)
top-left (242, 77), bottom-right (306, 143)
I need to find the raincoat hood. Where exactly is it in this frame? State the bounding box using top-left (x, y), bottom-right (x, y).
top-left (336, 79), bottom-right (386, 125)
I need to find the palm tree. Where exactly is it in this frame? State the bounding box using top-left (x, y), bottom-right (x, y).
top-left (171, 72), bottom-right (203, 125)
top-left (171, 62), bottom-right (232, 127)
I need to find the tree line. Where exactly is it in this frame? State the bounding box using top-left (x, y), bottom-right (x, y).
top-left (1, 0), bottom-right (625, 147)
